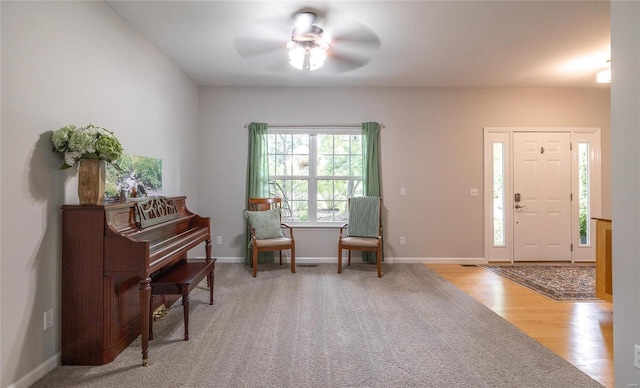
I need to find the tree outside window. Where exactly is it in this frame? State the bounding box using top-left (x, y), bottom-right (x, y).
top-left (268, 130), bottom-right (363, 224)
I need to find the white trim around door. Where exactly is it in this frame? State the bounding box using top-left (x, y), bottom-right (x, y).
top-left (483, 127), bottom-right (602, 263)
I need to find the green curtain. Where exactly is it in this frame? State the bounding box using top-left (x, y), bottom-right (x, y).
top-left (363, 122), bottom-right (381, 196)
top-left (361, 122), bottom-right (383, 263)
top-left (245, 122), bottom-right (274, 264)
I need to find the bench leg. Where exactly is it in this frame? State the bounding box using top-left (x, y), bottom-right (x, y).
top-left (149, 294), bottom-right (196, 343)
top-left (182, 293), bottom-right (190, 341)
top-left (206, 240), bottom-right (212, 290)
top-left (208, 270), bottom-right (215, 305)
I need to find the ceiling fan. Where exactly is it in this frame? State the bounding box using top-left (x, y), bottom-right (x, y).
top-left (234, 8), bottom-right (381, 73)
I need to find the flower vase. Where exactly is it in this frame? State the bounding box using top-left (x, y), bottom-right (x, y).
top-left (77, 159), bottom-right (106, 205)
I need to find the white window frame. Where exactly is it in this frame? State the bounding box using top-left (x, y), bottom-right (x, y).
top-left (268, 127), bottom-right (363, 227)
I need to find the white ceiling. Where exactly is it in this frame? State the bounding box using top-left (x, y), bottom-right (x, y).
top-left (106, 1), bottom-right (611, 88)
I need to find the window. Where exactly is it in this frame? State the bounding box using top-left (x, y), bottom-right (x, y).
top-left (492, 142), bottom-right (505, 246)
top-left (578, 142), bottom-right (590, 245)
top-left (267, 129), bottom-right (363, 224)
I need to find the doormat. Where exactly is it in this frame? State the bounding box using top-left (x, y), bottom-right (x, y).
top-left (478, 263), bottom-right (600, 302)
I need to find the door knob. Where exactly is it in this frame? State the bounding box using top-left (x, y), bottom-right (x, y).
top-left (515, 204), bottom-right (526, 209)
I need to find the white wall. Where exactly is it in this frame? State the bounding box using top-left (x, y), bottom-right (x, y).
top-left (0, 2), bottom-right (199, 386)
top-left (611, 1), bottom-right (640, 385)
top-left (198, 87), bottom-right (610, 262)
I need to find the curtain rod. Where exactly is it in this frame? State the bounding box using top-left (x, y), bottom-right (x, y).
top-left (244, 123), bottom-right (385, 129)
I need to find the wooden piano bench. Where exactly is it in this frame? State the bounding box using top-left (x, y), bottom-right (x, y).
top-left (149, 258), bottom-right (216, 341)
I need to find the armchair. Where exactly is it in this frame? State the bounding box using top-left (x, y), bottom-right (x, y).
top-left (246, 197), bottom-right (296, 277)
top-left (338, 196), bottom-right (383, 277)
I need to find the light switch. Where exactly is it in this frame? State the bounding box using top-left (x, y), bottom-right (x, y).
top-left (400, 187), bottom-right (406, 196)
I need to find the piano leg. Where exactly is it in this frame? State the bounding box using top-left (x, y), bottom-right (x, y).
top-left (139, 277), bottom-right (152, 366)
top-left (149, 296), bottom-right (154, 341)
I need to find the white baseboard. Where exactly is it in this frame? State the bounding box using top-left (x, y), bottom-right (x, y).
top-left (214, 256), bottom-right (245, 263)
top-left (212, 257), bottom-right (340, 264)
top-left (9, 352), bottom-right (60, 388)
top-left (210, 257), bottom-right (487, 265)
top-left (213, 257), bottom-right (595, 265)
top-left (384, 257), bottom-right (487, 265)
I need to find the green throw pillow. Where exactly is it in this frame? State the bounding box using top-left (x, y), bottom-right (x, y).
top-left (245, 208), bottom-right (285, 239)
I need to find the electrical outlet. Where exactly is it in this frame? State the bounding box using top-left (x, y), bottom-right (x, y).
top-left (44, 309), bottom-right (53, 331)
top-left (470, 188), bottom-right (479, 196)
top-left (216, 236), bottom-right (222, 245)
top-left (635, 344), bottom-right (640, 369)
top-left (400, 236), bottom-right (406, 245)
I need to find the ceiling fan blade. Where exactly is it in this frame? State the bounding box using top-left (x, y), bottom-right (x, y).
top-left (234, 10), bottom-right (294, 58)
top-left (331, 32), bottom-right (381, 52)
top-left (330, 19), bottom-right (380, 42)
top-left (321, 51), bottom-right (371, 74)
top-left (234, 37), bottom-right (285, 58)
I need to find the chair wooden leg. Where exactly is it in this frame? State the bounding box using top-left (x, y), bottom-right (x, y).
top-left (348, 250), bottom-right (351, 266)
top-left (279, 250), bottom-right (283, 265)
top-left (253, 247), bottom-right (258, 277)
top-left (377, 245), bottom-right (382, 278)
top-left (338, 244), bottom-right (342, 273)
top-left (290, 245), bottom-right (296, 273)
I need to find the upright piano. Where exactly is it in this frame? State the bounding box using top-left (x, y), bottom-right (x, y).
top-left (61, 196), bottom-right (211, 366)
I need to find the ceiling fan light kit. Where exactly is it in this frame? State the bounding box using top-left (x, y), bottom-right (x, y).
top-left (288, 45), bottom-right (327, 71)
top-left (286, 13), bottom-right (329, 71)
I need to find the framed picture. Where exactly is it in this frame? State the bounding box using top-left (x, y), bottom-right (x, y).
top-left (105, 154), bottom-right (162, 201)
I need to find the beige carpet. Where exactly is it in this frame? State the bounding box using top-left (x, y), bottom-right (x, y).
top-left (33, 263), bottom-right (603, 387)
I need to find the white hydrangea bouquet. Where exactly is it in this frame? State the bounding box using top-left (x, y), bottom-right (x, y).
top-left (52, 124), bottom-right (123, 169)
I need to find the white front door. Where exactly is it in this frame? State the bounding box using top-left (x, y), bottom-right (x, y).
top-left (513, 132), bottom-right (572, 261)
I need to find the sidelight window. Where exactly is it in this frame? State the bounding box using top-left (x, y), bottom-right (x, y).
top-left (493, 142), bottom-right (505, 246)
top-left (578, 142), bottom-right (590, 245)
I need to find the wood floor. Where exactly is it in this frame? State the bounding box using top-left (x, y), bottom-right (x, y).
top-left (427, 264), bottom-right (613, 388)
